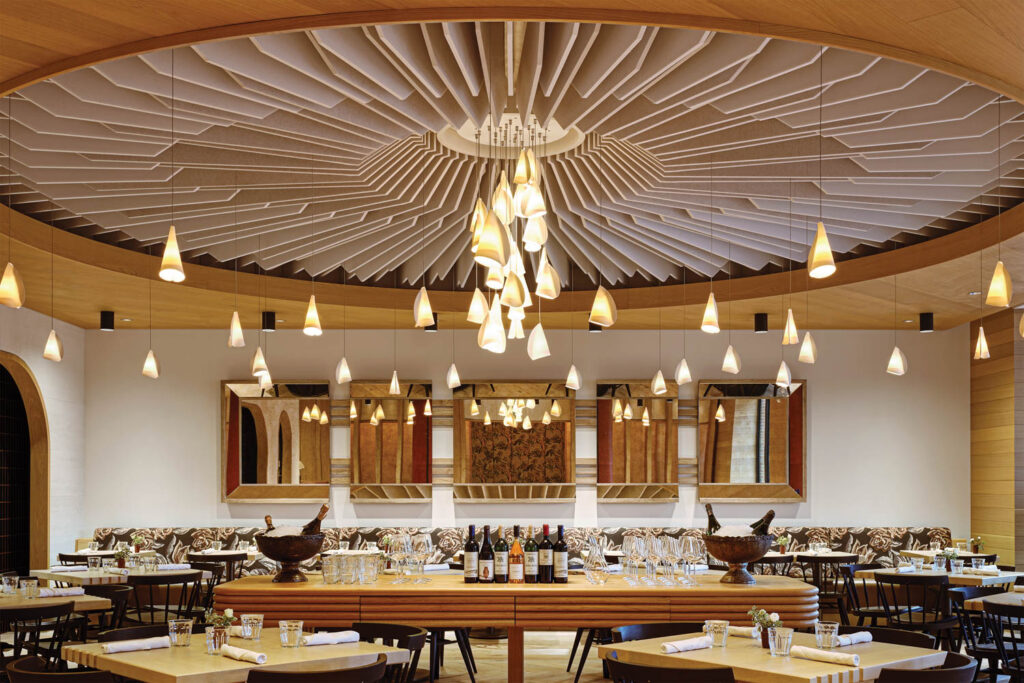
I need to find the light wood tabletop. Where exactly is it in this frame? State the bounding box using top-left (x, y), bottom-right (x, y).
top-left (0, 593), bottom-right (110, 612)
top-left (62, 628), bottom-right (408, 683)
top-left (31, 568), bottom-right (211, 586)
top-left (598, 630), bottom-right (946, 683)
top-left (60, 550), bottom-right (157, 558)
top-left (899, 548), bottom-right (988, 560)
top-left (964, 590), bottom-right (1024, 611)
top-left (854, 567), bottom-right (1023, 587)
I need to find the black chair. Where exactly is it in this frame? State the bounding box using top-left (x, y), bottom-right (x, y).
top-left (876, 652), bottom-right (976, 682)
top-left (124, 571), bottom-right (203, 625)
top-left (426, 629), bottom-right (475, 683)
top-left (981, 598), bottom-right (1024, 681)
top-left (56, 554), bottom-right (91, 566)
top-left (948, 586), bottom-right (1003, 677)
top-left (611, 622), bottom-right (706, 643)
top-left (567, 628), bottom-right (611, 683)
top-left (876, 573), bottom-right (957, 649)
top-left (6, 656), bottom-right (115, 682)
top-left (838, 563), bottom-right (886, 626)
top-left (70, 584), bottom-right (133, 641)
top-left (185, 561), bottom-right (225, 615)
top-left (187, 552), bottom-right (247, 582)
top-left (798, 552), bottom-right (858, 611)
top-left (246, 653), bottom-right (387, 682)
top-left (350, 622), bottom-right (427, 683)
top-left (98, 621), bottom-right (205, 642)
top-left (0, 602), bottom-right (77, 671)
top-left (838, 625), bottom-right (936, 649)
top-left (606, 658), bottom-right (735, 682)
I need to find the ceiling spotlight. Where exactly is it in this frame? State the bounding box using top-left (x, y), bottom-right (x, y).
top-left (754, 312), bottom-right (768, 333)
top-left (919, 312), bottom-right (934, 333)
top-left (588, 322), bottom-right (602, 333)
top-left (261, 311), bottom-right (276, 332)
top-left (425, 313), bottom-right (438, 332)
top-left (120, 317), bottom-right (132, 323)
top-left (100, 310), bottom-right (115, 331)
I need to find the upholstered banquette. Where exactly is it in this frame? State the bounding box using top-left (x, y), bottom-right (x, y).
top-left (91, 526), bottom-right (951, 577)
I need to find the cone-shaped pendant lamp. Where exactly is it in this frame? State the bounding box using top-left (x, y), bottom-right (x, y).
top-left (43, 328), bottom-right (63, 362)
top-left (535, 259), bottom-right (561, 300)
top-left (974, 325), bottom-right (991, 360)
top-left (522, 414), bottom-right (532, 430)
top-left (589, 286), bottom-right (617, 327)
top-left (782, 308), bottom-right (799, 345)
top-left (474, 210), bottom-right (510, 270)
top-left (413, 287), bottom-right (434, 327)
top-left (523, 216), bottom-right (548, 253)
top-left (542, 410), bottom-right (551, 425)
top-left (641, 406), bottom-right (650, 427)
top-left (651, 370), bottom-right (667, 395)
top-left (406, 401), bottom-right (416, 425)
top-left (485, 265), bottom-right (504, 290)
top-left (986, 261), bottom-right (1012, 307)
top-left (388, 370), bottom-right (400, 395)
top-left (319, 410), bottom-right (329, 425)
top-left (142, 349), bottom-right (160, 379)
top-left (613, 399), bottom-right (623, 422)
top-left (446, 362), bottom-right (461, 389)
top-left (227, 311), bottom-right (245, 348)
top-left (303, 295), bottom-right (322, 336)
top-left (467, 288), bottom-right (488, 323)
top-left (722, 344), bottom-right (741, 374)
top-left (500, 272), bottom-right (526, 308)
top-left (798, 331), bottom-right (817, 364)
top-left (565, 364), bottom-right (581, 391)
top-left (523, 184), bottom-right (547, 218)
top-left (527, 323), bottom-right (550, 360)
top-left (776, 360), bottom-right (792, 388)
top-left (469, 198), bottom-right (487, 253)
top-left (701, 293), bottom-right (720, 333)
top-left (508, 318), bottom-right (524, 339)
top-left (808, 221), bottom-right (836, 279)
top-left (715, 404), bottom-right (726, 422)
top-left (335, 356), bottom-right (352, 384)
top-left (0, 262), bottom-right (24, 308)
top-left (675, 358), bottom-right (692, 385)
top-left (513, 148), bottom-right (539, 186)
top-left (470, 400), bottom-right (480, 416)
top-left (302, 406), bottom-right (312, 422)
top-left (159, 225), bottom-right (186, 283)
top-left (349, 401), bottom-right (358, 420)
top-left (424, 399), bottom-right (432, 417)
top-left (513, 183), bottom-right (530, 219)
top-left (251, 346), bottom-right (269, 377)
top-left (374, 403), bottom-right (385, 423)
top-left (623, 402), bottom-right (633, 420)
top-left (369, 408), bottom-right (379, 427)
top-left (887, 346), bottom-right (908, 376)
top-left (310, 404), bottom-right (321, 421)
top-left (483, 410), bottom-right (491, 425)
top-left (491, 171), bottom-right (514, 226)
top-left (259, 372), bottom-right (273, 390)
top-left (551, 400), bottom-right (562, 418)
top-left (477, 296), bottom-right (506, 354)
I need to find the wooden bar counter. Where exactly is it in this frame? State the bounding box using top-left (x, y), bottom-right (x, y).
top-left (215, 572), bottom-right (818, 683)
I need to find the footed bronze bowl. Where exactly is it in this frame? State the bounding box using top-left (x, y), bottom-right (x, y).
top-left (702, 534), bottom-right (774, 584)
top-left (254, 533), bottom-right (324, 583)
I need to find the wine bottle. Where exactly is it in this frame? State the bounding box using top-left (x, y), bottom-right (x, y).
top-left (749, 510), bottom-right (776, 536)
top-left (509, 525), bottom-right (525, 584)
top-left (705, 503), bottom-right (722, 536)
top-left (479, 525), bottom-right (494, 583)
top-left (300, 504), bottom-right (330, 535)
top-left (264, 515), bottom-right (274, 531)
top-left (553, 524), bottom-right (568, 583)
top-left (464, 525), bottom-right (479, 584)
top-left (524, 525), bottom-right (539, 584)
top-left (538, 524), bottom-right (553, 584)
top-left (494, 525), bottom-right (509, 584)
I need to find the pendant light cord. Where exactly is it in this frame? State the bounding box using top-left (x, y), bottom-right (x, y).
top-left (5, 94), bottom-right (11, 261)
top-left (170, 49), bottom-right (175, 229)
top-left (818, 45), bottom-right (823, 224)
top-left (233, 169), bottom-right (238, 313)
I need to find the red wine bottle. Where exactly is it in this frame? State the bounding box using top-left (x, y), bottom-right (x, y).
top-left (494, 525), bottom-right (509, 584)
top-left (300, 504), bottom-right (330, 535)
top-left (538, 524), bottom-right (553, 584)
top-left (463, 525), bottom-right (479, 584)
top-left (479, 525), bottom-right (494, 583)
top-left (524, 525), bottom-right (538, 584)
top-left (553, 524), bottom-right (568, 583)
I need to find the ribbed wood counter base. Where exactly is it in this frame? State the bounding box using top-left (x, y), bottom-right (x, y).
top-left (215, 573), bottom-right (818, 683)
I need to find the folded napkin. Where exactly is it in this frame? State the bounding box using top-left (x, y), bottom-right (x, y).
top-left (300, 630), bottom-right (359, 646)
top-left (965, 566), bottom-right (1000, 576)
top-left (691, 564), bottom-right (709, 573)
top-left (104, 568), bottom-right (129, 576)
top-left (790, 645), bottom-right (859, 666)
top-left (703, 625), bottom-right (759, 638)
top-left (660, 635), bottom-right (713, 654)
top-left (38, 587), bottom-right (84, 598)
top-left (1012, 585), bottom-right (1024, 593)
top-left (220, 644), bottom-right (267, 664)
top-left (894, 565), bottom-right (915, 573)
top-left (101, 636), bottom-right (170, 654)
top-left (228, 625), bottom-right (245, 637)
top-left (51, 565), bottom-right (88, 572)
top-left (836, 631), bottom-right (872, 647)
top-left (424, 564), bottom-right (450, 572)
top-left (157, 563), bottom-right (191, 571)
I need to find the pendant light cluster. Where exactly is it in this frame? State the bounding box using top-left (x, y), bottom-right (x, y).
top-left (302, 402), bottom-right (330, 425)
top-left (612, 398), bottom-right (652, 428)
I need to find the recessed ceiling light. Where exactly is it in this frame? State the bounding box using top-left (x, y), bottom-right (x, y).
top-left (120, 317), bottom-right (132, 322)
top-left (903, 319), bottom-right (912, 323)
top-left (277, 318), bottom-right (285, 323)
top-left (968, 291), bottom-right (981, 296)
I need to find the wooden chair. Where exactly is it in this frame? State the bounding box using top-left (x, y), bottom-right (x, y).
top-left (876, 652), bottom-right (976, 682)
top-left (611, 622), bottom-right (706, 643)
top-left (0, 603), bottom-right (77, 671)
top-left (981, 598), bottom-right (1024, 681)
top-left (6, 656), bottom-right (115, 682)
top-left (567, 628), bottom-right (611, 683)
top-left (838, 625), bottom-right (935, 649)
top-left (187, 552), bottom-right (247, 582)
top-left (246, 653), bottom-right (387, 682)
top-left (68, 585), bottom-right (133, 642)
top-left (875, 573), bottom-right (957, 649)
top-left (124, 571), bottom-right (203, 625)
top-left (185, 561), bottom-right (225, 615)
top-left (350, 623), bottom-right (426, 683)
top-left (838, 563), bottom-right (885, 626)
top-left (606, 658), bottom-right (735, 682)
top-left (948, 586), bottom-right (1002, 677)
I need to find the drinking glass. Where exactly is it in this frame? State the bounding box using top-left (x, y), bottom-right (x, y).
top-left (322, 555), bottom-right (341, 584)
top-left (705, 620), bottom-right (729, 647)
top-left (279, 620), bottom-right (303, 647)
top-left (972, 557), bottom-right (984, 569)
top-left (237, 541), bottom-right (250, 553)
top-left (661, 537), bottom-right (681, 585)
top-left (411, 534), bottom-right (433, 583)
top-left (386, 535), bottom-right (411, 584)
top-left (240, 614), bottom-right (263, 640)
top-left (101, 558), bottom-right (114, 569)
top-left (911, 557), bottom-right (924, 572)
top-left (584, 546), bottom-right (610, 585)
top-left (337, 541), bottom-right (350, 551)
top-left (168, 619), bottom-right (194, 647)
top-left (929, 541), bottom-right (941, 552)
top-left (621, 537), bottom-right (638, 586)
top-left (957, 541), bottom-right (968, 553)
top-left (952, 559), bottom-right (965, 574)
top-left (364, 542), bottom-right (379, 552)
top-left (2, 575), bottom-right (17, 594)
top-left (815, 621), bottom-right (839, 649)
top-left (681, 537), bottom-right (701, 587)
top-left (211, 541), bottom-right (223, 552)
top-left (932, 557), bottom-right (945, 572)
top-left (205, 626), bottom-right (228, 654)
top-left (644, 536), bottom-right (662, 585)
top-left (88, 542), bottom-right (100, 552)
top-left (359, 554), bottom-right (380, 584)
top-left (18, 578), bottom-right (37, 599)
top-left (768, 627), bottom-right (794, 656)
top-left (114, 541), bottom-right (128, 553)
top-left (339, 555), bottom-right (359, 584)
top-left (87, 556), bottom-right (102, 570)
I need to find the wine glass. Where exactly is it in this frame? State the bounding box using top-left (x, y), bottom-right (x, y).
top-left (411, 534), bottom-right (433, 584)
top-left (386, 535), bottom-right (411, 584)
top-left (645, 536), bottom-right (662, 585)
top-left (628, 536), bottom-right (647, 586)
top-left (680, 537), bottom-right (700, 587)
top-left (621, 537), bottom-right (637, 586)
top-left (661, 536), bottom-right (681, 585)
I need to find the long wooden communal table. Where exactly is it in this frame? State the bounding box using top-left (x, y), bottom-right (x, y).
top-left (214, 572), bottom-right (818, 683)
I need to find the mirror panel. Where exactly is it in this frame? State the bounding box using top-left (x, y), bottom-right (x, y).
top-left (349, 381), bottom-right (432, 492)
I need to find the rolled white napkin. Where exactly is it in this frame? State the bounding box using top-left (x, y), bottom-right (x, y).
top-left (300, 630), bottom-right (360, 646)
top-left (104, 568), bottom-right (129, 576)
top-left (703, 625), bottom-right (759, 638)
top-left (101, 636), bottom-right (171, 654)
top-left (836, 631), bottom-right (872, 647)
top-left (660, 635), bottom-right (713, 654)
top-left (894, 565), bottom-right (915, 573)
top-left (38, 587), bottom-right (84, 598)
top-left (965, 566), bottom-right (1000, 576)
top-left (228, 625), bottom-right (245, 637)
top-left (691, 564), bottom-right (709, 573)
top-left (157, 564), bottom-right (191, 571)
top-left (424, 564), bottom-right (449, 572)
top-left (1012, 585), bottom-right (1024, 593)
top-left (220, 644), bottom-right (267, 664)
top-left (790, 645), bottom-right (859, 666)
top-left (51, 565), bottom-right (88, 572)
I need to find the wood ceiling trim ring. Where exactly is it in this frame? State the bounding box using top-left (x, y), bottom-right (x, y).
top-left (1, 5), bottom-right (1023, 107)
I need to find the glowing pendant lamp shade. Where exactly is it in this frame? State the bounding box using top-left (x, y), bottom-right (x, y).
top-left (808, 221), bottom-right (836, 279)
top-left (715, 404), bottom-right (726, 422)
top-left (513, 184), bottom-right (530, 219)
top-left (251, 346), bottom-right (269, 377)
top-left (566, 364), bottom-right (581, 391)
top-left (887, 346), bottom-right (907, 376)
top-left (424, 399), bottom-right (432, 417)
top-left (974, 325), bottom-right (991, 360)
top-left (485, 265), bottom-right (504, 290)
top-left (641, 406), bottom-right (650, 427)
top-left (373, 403), bottom-right (385, 423)
top-left (467, 288), bottom-right (488, 324)
top-left (43, 328), bottom-right (63, 362)
top-left (303, 295), bottom-right (322, 336)
top-left (776, 360), bottom-right (792, 388)
top-left (413, 287), bottom-right (434, 327)
top-left (508, 318), bottom-right (524, 339)
top-left (483, 410), bottom-right (491, 425)
top-left (522, 414), bottom-right (532, 430)
top-left (335, 356), bottom-right (352, 384)
top-left (623, 402), bottom-right (633, 420)
top-left (302, 406), bottom-right (312, 422)
top-left (675, 358), bottom-right (692, 385)
top-left (523, 184), bottom-right (547, 218)
top-left (310, 404), bottom-right (321, 421)
top-left (523, 216), bottom-right (548, 253)
top-left (613, 399), bottom-right (623, 422)
top-left (446, 362), bottom-right (461, 389)
top-left (986, 260), bottom-right (1012, 307)
top-left (159, 225), bottom-right (185, 283)
top-left (469, 198), bottom-right (487, 252)
top-left (507, 305), bottom-right (525, 321)
top-left (369, 408), bottom-right (379, 427)
top-left (535, 258), bottom-right (561, 300)
top-left (319, 411), bottom-right (329, 425)
top-left (470, 400), bottom-right (480, 416)
top-left (701, 292), bottom-right (720, 333)
top-left (349, 401), bottom-right (358, 420)
top-left (722, 344), bottom-right (741, 374)
top-left (589, 286), bottom-right (617, 327)
top-left (474, 209), bottom-right (509, 270)
top-left (477, 296), bottom-right (506, 354)
top-left (406, 402), bottom-right (416, 424)
top-left (551, 400), bottom-right (562, 417)
top-left (142, 349), bottom-right (160, 379)
top-left (259, 372), bottom-right (273, 390)
top-left (514, 148), bottom-right (539, 186)
top-left (388, 370), bottom-right (400, 395)
top-left (542, 410), bottom-right (551, 425)
top-left (0, 262), bottom-right (24, 308)
top-left (798, 331), bottom-right (817, 364)
top-left (651, 369), bottom-right (667, 395)
top-left (527, 323), bottom-right (550, 360)
top-left (227, 311), bottom-right (245, 348)
top-left (491, 171), bottom-right (514, 226)
top-left (782, 308), bottom-right (799, 345)
top-left (500, 272), bottom-right (526, 308)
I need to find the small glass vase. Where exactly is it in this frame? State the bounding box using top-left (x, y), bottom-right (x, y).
top-left (760, 628), bottom-right (770, 649)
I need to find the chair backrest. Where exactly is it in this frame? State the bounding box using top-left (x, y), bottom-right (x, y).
top-left (981, 599), bottom-right (1024, 678)
top-left (975, 554), bottom-right (998, 565)
top-left (56, 554), bottom-right (86, 566)
top-left (83, 585), bottom-right (133, 631)
top-left (875, 573), bottom-right (950, 627)
top-left (876, 652), bottom-right (976, 682)
top-left (948, 586), bottom-right (1004, 653)
top-left (611, 623), bottom-right (705, 644)
top-left (245, 653), bottom-right (388, 682)
top-left (1, 603), bottom-right (77, 671)
top-left (838, 563), bottom-right (882, 618)
top-left (187, 553), bottom-right (247, 581)
top-left (6, 656), bottom-right (116, 682)
top-left (126, 571), bottom-right (203, 624)
top-left (186, 562), bottom-right (225, 611)
top-left (350, 623), bottom-right (427, 683)
top-left (838, 625), bottom-right (935, 649)
top-left (98, 621), bottom-right (206, 642)
top-left (606, 658), bottom-right (735, 683)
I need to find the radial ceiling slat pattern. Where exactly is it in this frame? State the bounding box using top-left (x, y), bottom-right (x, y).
top-left (3, 21), bottom-right (1023, 289)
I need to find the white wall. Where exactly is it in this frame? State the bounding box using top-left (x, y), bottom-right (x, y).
top-left (81, 323), bottom-right (970, 539)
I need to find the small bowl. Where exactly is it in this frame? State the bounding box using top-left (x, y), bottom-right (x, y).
top-left (703, 534), bottom-right (775, 584)
top-left (254, 533), bottom-right (325, 583)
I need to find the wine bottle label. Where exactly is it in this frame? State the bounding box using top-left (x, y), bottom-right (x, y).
top-left (463, 552), bottom-right (478, 579)
top-left (554, 552), bottom-right (568, 578)
top-left (495, 552), bottom-right (509, 575)
top-left (479, 559), bottom-right (494, 581)
top-left (510, 563), bottom-right (525, 581)
top-left (525, 552), bottom-right (539, 574)
top-left (539, 549), bottom-right (553, 566)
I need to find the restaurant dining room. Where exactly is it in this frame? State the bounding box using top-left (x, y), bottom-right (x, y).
top-left (0, 1), bottom-right (1021, 682)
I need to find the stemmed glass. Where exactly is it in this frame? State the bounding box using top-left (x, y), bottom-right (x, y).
top-left (411, 534), bottom-right (433, 584)
top-left (621, 537), bottom-right (637, 586)
top-left (584, 539), bottom-right (609, 585)
top-left (644, 537), bottom-right (662, 585)
top-left (386, 535), bottom-right (411, 584)
top-left (627, 536), bottom-right (647, 586)
top-left (661, 536), bottom-right (681, 585)
top-left (680, 537), bottom-right (700, 586)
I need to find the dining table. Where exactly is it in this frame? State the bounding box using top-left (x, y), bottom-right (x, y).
top-left (899, 548), bottom-right (989, 561)
top-left (0, 592), bottom-right (110, 612)
top-left (62, 627), bottom-right (409, 683)
top-left (598, 629), bottom-right (947, 683)
top-left (31, 567), bottom-right (213, 587)
top-left (964, 589), bottom-right (1024, 611)
top-left (65, 549), bottom-right (157, 558)
top-left (853, 567), bottom-right (1024, 587)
